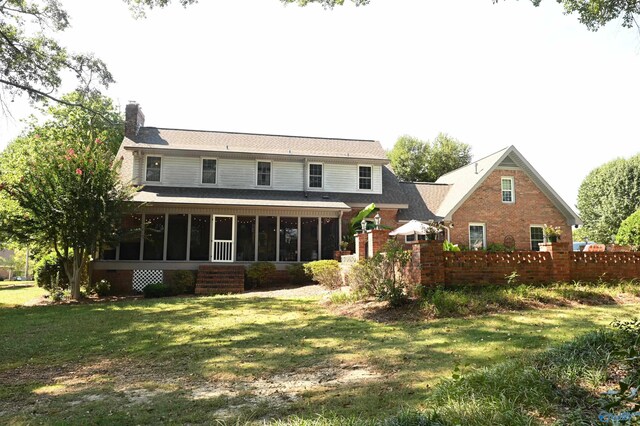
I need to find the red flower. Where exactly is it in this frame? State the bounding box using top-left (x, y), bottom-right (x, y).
top-left (75, 168), bottom-right (83, 175)
top-left (95, 138), bottom-right (103, 144)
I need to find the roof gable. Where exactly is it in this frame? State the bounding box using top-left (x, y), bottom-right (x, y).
top-left (434, 146), bottom-right (581, 225)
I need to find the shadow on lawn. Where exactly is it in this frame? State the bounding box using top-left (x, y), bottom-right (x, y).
top-left (0, 296), bottom-right (633, 423)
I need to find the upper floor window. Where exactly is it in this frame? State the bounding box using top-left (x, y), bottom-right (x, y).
top-left (202, 159), bottom-right (217, 184)
top-left (359, 165), bottom-right (372, 190)
top-left (257, 161), bottom-right (271, 186)
top-left (501, 177), bottom-right (514, 203)
top-left (309, 163), bottom-right (323, 188)
top-left (530, 225), bottom-right (544, 251)
top-left (146, 156), bottom-right (161, 182)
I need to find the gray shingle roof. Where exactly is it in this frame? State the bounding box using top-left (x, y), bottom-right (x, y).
top-left (397, 182), bottom-right (450, 221)
top-left (123, 128), bottom-right (388, 161)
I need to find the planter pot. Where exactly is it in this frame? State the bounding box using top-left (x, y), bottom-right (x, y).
top-left (547, 236), bottom-right (559, 243)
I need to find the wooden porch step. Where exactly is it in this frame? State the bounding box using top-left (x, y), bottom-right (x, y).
top-left (195, 264), bottom-right (245, 295)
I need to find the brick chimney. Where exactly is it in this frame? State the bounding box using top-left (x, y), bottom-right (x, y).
top-left (125, 102), bottom-right (145, 139)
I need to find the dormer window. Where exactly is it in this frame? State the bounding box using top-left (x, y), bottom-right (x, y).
top-left (257, 161), bottom-right (271, 186)
top-left (202, 158), bottom-right (217, 184)
top-left (146, 156), bottom-right (161, 182)
top-left (359, 165), bottom-right (372, 190)
top-left (309, 163), bottom-right (323, 188)
top-left (501, 177), bottom-right (514, 203)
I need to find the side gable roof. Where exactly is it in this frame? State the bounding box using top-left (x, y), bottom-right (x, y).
top-left (122, 128), bottom-right (388, 162)
top-left (397, 182), bottom-right (450, 222)
top-left (434, 146), bottom-right (582, 225)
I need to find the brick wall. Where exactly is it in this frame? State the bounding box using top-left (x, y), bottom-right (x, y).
top-left (450, 169), bottom-right (573, 251)
top-left (342, 208), bottom-right (399, 242)
top-left (92, 269), bottom-right (134, 294)
top-left (415, 241), bottom-right (640, 287)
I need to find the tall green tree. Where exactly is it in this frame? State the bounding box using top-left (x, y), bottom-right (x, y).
top-left (388, 136), bottom-right (428, 182)
top-left (25, 91), bottom-right (124, 155)
top-left (576, 155), bottom-right (640, 244)
top-left (388, 133), bottom-right (471, 182)
top-left (616, 209), bottom-right (640, 247)
top-left (0, 92), bottom-right (134, 299)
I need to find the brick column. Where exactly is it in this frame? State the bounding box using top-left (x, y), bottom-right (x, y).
top-left (369, 229), bottom-right (391, 256)
top-left (355, 233), bottom-right (367, 260)
top-left (419, 240), bottom-right (445, 287)
top-left (539, 242), bottom-right (571, 283)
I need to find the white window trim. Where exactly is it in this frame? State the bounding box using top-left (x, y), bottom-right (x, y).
top-left (358, 164), bottom-right (373, 191)
top-left (256, 160), bottom-right (272, 187)
top-left (405, 233), bottom-right (427, 243)
top-left (501, 176), bottom-right (515, 204)
top-left (200, 157), bottom-right (218, 185)
top-left (469, 223), bottom-right (486, 250)
top-left (530, 224), bottom-right (544, 251)
top-left (308, 162), bottom-right (324, 190)
top-left (144, 154), bottom-right (163, 183)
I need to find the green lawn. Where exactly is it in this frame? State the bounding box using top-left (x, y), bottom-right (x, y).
top-left (0, 289), bottom-right (638, 425)
top-left (0, 281), bottom-right (45, 307)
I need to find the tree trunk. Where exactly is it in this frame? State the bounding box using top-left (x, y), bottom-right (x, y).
top-left (62, 249), bottom-right (86, 300)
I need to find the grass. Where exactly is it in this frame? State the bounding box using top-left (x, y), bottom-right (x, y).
top-left (1, 288), bottom-right (639, 424)
top-left (0, 281), bottom-right (45, 307)
top-left (418, 281), bottom-right (640, 318)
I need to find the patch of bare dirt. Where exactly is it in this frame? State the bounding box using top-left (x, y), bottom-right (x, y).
top-left (239, 284), bottom-right (330, 299)
top-left (328, 298), bottom-right (425, 323)
top-left (0, 357), bottom-right (385, 420)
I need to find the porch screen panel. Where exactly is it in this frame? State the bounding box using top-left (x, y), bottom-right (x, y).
top-left (143, 214), bottom-right (165, 260)
top-left (280, 217), bottom-right (298, 261)
top-left (321, 218), bottom-right (339, 260)
top-left (236, 216), bottom-right (256, 261)
top-left (119, 214), bottom-right (142, 260)
top-left (167, 214), bottom-right (188, 260)
top-left (300, 218), bottom-right (319, 261)
top-left (190, 215), bottom-right (211, 261)
top-left (258, 216), bottom-right (277, 261)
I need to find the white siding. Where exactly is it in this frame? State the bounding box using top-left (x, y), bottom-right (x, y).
top-left (163, 156), bottom-right (200, 185)
top-left (139, 154), bottom-right (383, 194)
top-left (218, 158), bottom-right (255, 188)
top-left (323, 164), bottom-right (382, 194)
top-left (273, 161), bottom-right (303, 191)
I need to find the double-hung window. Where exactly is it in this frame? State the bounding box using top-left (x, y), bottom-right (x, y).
top-left (202, 159), bottom-right (217, 184)
top-left (469, 223), bottom-right (486, 250)
top-left (309, 163), bottom-right (323, 189)
top-left (530, 225), bottom-right (544, 251)
top-left (501, 177), bottom-right (515, 203)
top-left (257, 161), bottom-right (271, 186)
top-left (145, 156), bottom-right (161, 182)
top-left (359, 166), bottom-right (372, 190)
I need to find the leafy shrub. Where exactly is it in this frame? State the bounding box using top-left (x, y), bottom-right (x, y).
top-left (617, 209), bottom-right (640, 248)
top-left (348, 240), bottom-right (414, 307)
top-left (34, 252), bottom-right (69, 291)
top-left (286, 263), bottom-right (310, 285)
top-left (143, 283), bottom-right (173, 298)
top-left (486, 242), bottom-right (513, 253)
top-left (246, 262), bottom-right (277, 289)
top-left (91, 279), bottom-right (111, 297)
top-left (303, 260), bottom-right (342, 289)
top-left (168, 270), bottom-right (196, 294)
top-left (443, 240), bottom-right (460, 252)
top-left (50, 289), bottom-right (65, 303)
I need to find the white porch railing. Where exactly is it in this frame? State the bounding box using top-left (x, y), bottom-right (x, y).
top-left (212, 241), bottom-right (233, 262)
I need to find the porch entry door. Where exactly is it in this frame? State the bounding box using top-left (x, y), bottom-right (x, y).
top-left (211, 215), bottom-right (235, 262)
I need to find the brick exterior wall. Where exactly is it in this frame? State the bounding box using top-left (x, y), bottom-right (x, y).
top-left (414, 241), bottom-right (640, 287)
top-left (449, 169), bottom-right (573, 251)
top-left (92, 269), bottom-right (134, 294)
top-left (341, 208), bottom-right (399, 242)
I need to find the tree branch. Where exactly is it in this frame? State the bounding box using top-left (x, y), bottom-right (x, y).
top-left (0, 78), bottom-right (120, 126)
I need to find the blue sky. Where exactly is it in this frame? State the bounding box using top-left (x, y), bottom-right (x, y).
top-left (1, 0), bottom-right (639, 210)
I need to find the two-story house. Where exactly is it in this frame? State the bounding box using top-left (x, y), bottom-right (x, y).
top-left (93, 104), bottom-right (409, 292)
top-left (92, 103), bottom-right (581, 293)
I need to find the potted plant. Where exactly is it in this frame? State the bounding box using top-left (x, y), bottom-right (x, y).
top-left (543, 224), bottom-right (563, 243)
top-left (339, 240), bottom-right (349, 251)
